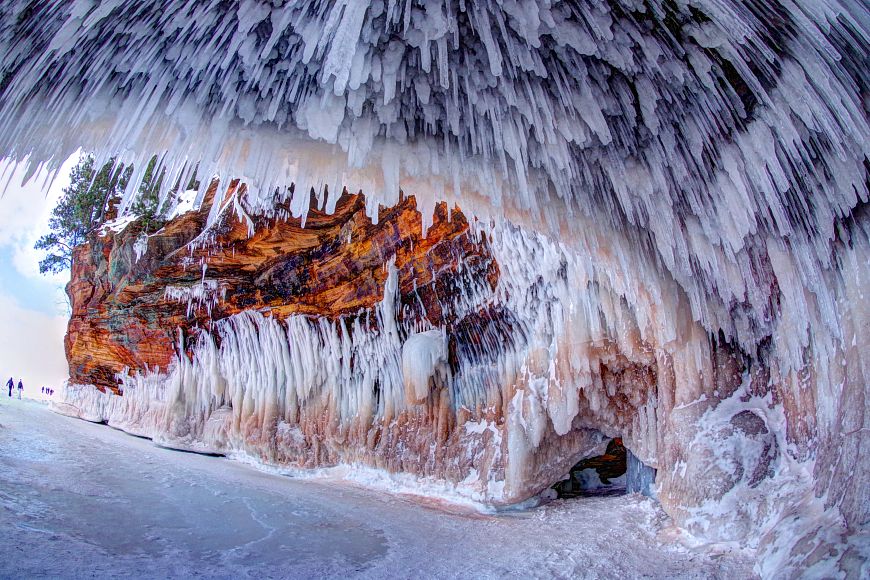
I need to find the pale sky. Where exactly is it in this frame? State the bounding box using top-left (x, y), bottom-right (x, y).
top-left (0, 154), bottom-right (78, 400)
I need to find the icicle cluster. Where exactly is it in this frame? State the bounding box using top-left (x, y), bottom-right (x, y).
top-left (164, 279), bottom-right (227, 317)
top-left (0, 1), bottom-right (867, 347)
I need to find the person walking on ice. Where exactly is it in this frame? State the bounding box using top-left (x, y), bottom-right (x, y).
top-left (17, 379), bottom-right (23, 399)
top-left (6, 377), bottom-right (12, 397)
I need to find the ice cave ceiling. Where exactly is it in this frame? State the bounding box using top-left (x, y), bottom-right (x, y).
top-left (1, 1), bottom-right (866, 359)
top-left (0, 1), bottom-right (866, 227)
top-left (0, 1), bottom-right (866, 334)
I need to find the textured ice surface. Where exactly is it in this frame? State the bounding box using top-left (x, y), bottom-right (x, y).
top-left (626, 450), bottom-right (655, 497)
top-left (0, 400), bottom-right (758, 579)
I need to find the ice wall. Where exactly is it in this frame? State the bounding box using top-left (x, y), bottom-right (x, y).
top-left (54, 247), bottom-right (608, 504)
top-left (51, 188), bottom-right (867, 578)
top-left (54, 194), bottom-right (868, 575)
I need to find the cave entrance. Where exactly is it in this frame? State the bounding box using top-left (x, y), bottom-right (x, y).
top-left (550, 437), bottom-right (656, 499)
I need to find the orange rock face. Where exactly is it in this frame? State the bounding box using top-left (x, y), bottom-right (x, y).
top-left (66, 181), bottom-right (498, 392)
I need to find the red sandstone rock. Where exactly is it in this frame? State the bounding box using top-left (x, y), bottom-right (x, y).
top-left (66, 181), bottom-right (498, 392)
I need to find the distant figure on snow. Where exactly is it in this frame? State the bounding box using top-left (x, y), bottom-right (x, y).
top-left (17, 379), bottom-right (23, 399)
top-left (41, 386), bottom-right (45, 394)
top-left (6, 377), bottom-right (12, 397)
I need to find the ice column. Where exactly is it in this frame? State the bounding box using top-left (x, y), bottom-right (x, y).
top-left (626, 450), bottom-right (656, 498)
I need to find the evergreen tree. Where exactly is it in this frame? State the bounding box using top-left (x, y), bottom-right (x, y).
top-left (35, 154), bottom-right (198, 275)
top-left (131, 156), bottom-right (165, 235)
top-left (130, 157), bottom-right (200, 234)
top-left (34, 155), bottom-right (129, 274)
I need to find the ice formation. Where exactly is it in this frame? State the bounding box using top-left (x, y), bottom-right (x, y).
top-left (1, 1), bottom-right (867, 576)
top-left (626, 450), bottom-right (655, 497)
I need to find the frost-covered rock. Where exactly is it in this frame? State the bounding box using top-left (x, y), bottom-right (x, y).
top-left (1, 1), bottom-right (867, 576)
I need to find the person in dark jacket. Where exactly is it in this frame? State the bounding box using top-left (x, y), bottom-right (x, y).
top-left (17, 379), bottom-right (23, 399)
top-left (6, 377), bottom-right (12, 397)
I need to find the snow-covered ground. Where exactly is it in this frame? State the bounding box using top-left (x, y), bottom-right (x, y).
top-left (0, 398), bottom-right (755, 579)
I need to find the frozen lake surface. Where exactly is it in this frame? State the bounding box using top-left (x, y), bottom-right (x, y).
top-left (0, 398), bottom-right (754, 578)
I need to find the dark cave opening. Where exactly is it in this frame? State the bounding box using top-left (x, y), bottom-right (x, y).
top-left (551, 438), bottom-right (657, 499)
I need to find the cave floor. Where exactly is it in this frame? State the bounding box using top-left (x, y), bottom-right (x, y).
top-left (0, 398), bottom-right (756, 579)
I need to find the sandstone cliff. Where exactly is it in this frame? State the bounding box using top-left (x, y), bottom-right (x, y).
top-left (66, 181), bottom-right (496, 391)
top-left (62, 181), bottom-right (609, 502)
